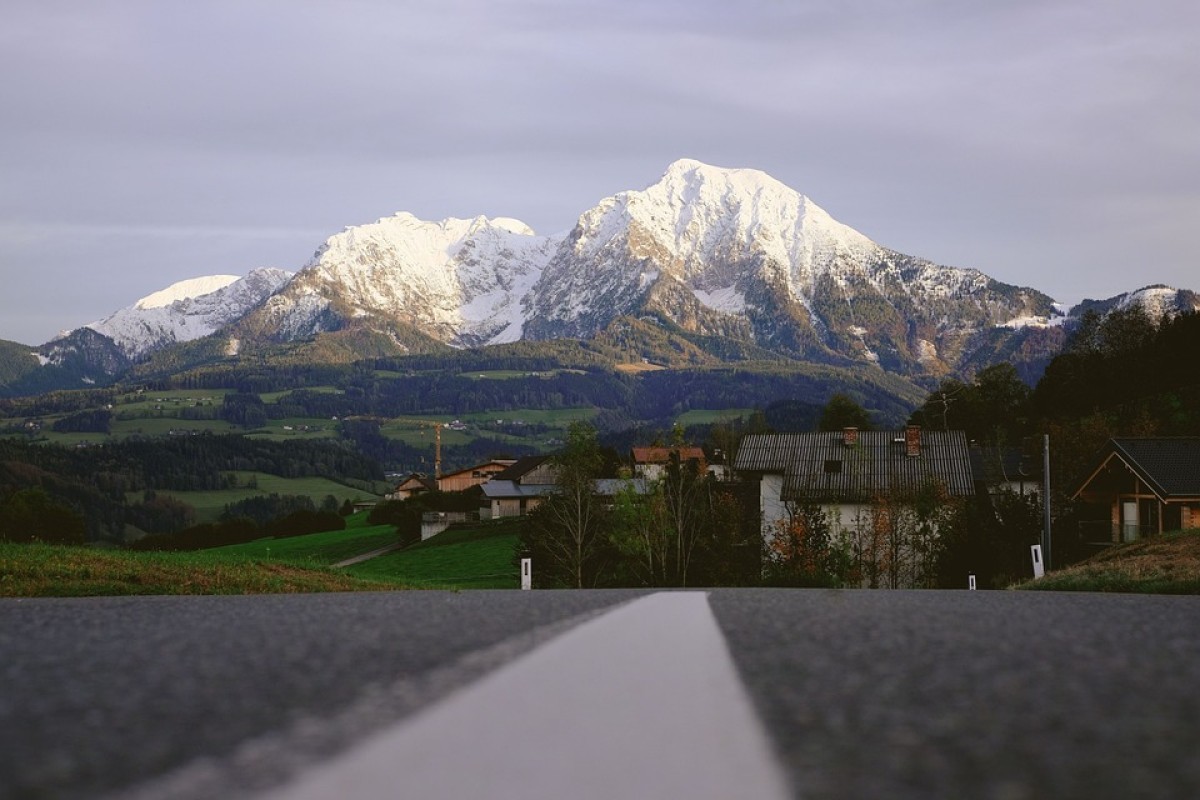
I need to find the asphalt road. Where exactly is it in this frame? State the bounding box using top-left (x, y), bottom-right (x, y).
top-left (3, 589), bottom-right (1199, 799)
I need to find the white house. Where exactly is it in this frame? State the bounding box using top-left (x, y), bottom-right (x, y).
top-left (734, 426), bottom-right (976, 586)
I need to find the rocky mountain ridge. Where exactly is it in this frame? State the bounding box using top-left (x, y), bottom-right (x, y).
top-left (8, 160), bottom-right (1198, 394)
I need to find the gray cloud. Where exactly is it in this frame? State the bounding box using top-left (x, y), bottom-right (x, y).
top-left (1, 0), bottom-right (1197, 344)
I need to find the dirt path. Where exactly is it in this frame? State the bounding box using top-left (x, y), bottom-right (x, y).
top-left (332, 542), bottom-right (405, 568)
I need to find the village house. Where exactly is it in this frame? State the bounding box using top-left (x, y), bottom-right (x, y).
top-left (734, 426), bottom-right (976, 586)
top-left (436, 459), bottom-right (515, 493)
top-left (1072, 438), bottom-right (1200, 543)
top-left (630, 446), bottom-right (707, 481)
top-left (386, 473), bottom-right (438, 501)
top-left (480, 455), bottom-right (560, 519)
top-left (479, 456), bottom-right (652, 519)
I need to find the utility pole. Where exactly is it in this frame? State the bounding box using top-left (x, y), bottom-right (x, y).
top-left (1042, 434), bottom-right (1052, 571)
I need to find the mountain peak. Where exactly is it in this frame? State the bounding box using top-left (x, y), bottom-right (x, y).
top-left (134, 275), bottom-right (240, 310)
top-left (88, 269), bottom-right (292, 358)
top-left (659, 158), bottom-right (784, 191)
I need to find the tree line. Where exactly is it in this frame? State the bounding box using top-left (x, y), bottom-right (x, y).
top-left (518, 422), bottom-right (760, 588)
top-left (0, 436), bottom-right (382, 544)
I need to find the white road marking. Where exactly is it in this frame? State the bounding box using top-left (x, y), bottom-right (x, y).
top-left (261, 592), bottom-right (791, 800)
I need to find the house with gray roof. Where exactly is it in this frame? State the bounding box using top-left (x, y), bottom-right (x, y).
top-left (1072, 438), bottom-right (1200, 542)
top-left (734, 426), bottom-right (975, 586)
top-left (480, 455), bottom-right (560, 519)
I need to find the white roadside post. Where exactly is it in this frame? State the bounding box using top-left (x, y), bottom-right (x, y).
top-left (521, 558), bottom-right (532, 590)
top-left (968, 573), bottom-right (977, 591)
top-left (1030, 544), bottom-right (1045, 579)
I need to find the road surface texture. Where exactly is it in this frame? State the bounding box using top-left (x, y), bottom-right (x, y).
top-left (2, 588), bottom-right (1199, 799)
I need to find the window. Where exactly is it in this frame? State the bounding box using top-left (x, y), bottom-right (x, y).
top-left (824, 459), bottom-right (842, 474)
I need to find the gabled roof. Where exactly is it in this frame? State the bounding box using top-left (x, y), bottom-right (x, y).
top-left (631, 446), bottom-right (706, 465)
top-left (481, 480), bottom-right (559, 499)
top-left (735, 430), bottom-right (975, 502)
top-left (437, 459), bottom-right (516, 481)
top-left (969, 445), bottom-right (1043, 485)
top-left (394, 473), bottom-right (437, 492)
top-left (492, 454), bottom-right (553, 482)
top-left (1074, 438), bottom-right (1200, 501)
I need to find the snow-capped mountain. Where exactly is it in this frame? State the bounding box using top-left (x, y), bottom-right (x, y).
top-left (14, 159), bottom-right (1196, 396)
top-left (242, 214), bottom-right (560, 347)
top-left (244, 159), bottom-right (1055, 374)
top-left (1072, 285), bottom-right (1200, 320)
top-left (86, 268), bottom-right (292, 358)
top-left (521, 159), bottom-right (1053, 372)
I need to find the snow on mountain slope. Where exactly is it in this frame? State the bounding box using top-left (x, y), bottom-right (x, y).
top-left (87, 268), bottom-right (292, 358)
top-left (254, 213), bottom-right (561, 346)
top-left (522, 159), bottom-right (1052, 369)
top-left (1116, 285), bottom-right (1200, 318)
top-left (133, 275), bottom-right (241, 310)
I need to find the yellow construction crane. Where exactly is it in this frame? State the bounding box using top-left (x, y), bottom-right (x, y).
top-left (394, 417), bottom-right (444, 478)
top-left (345, 416), bottom-right (445, 478)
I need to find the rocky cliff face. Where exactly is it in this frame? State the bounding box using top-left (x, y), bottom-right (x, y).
top-left (520, 159), bottom-right (1055, 373)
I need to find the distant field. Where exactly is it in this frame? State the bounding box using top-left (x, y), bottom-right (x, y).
top-left (458, 369), bottom-right (583, 381)
top-left (115, 389), bottom-right (229, 406)
top-left (345, 518), bottom-right (522, 589)
top-left (245, 417), bottom-right (338, 442)
top-left (460, 370), bottom-right (536, 380)
top-left (389, 408), bottom-right (597, 426)
top-left (129, 472), bottom-right (385, 523)
top-left (376, 407), bottom-right (599, 452)
top-left (111, 417), bottom-right (240, 436)
top-left (614, 362), bottom-right (666, 374)
top-left (259, 386), bottom-right (343, 403)
top-left (675, 408), bottom-right (754, 427)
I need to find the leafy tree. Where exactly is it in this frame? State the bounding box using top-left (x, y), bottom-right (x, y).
top-left (609, 452), bottom-right (711, 587)
top-left (127, 493), bottom-right (197, 534)
top-left (818, 393), bottom-right (873, 432)
top-left (266, 509), bottom-right (346, 539)
top-left (765, 503), bottom-right (851, 587)
top-left (0, 487), bottom-right (86, 544)
top-left (51, 408), bottom-right (112, 434)
top-left (847, 482), bottom-right (957, 589)
top-left (909, 363), bottom-right (1030, 445)
top-left (520, 421), bottom-right (606, 588)
top-left (221, 392), bottom-right (267, 428)
top-left (936, 490), bottom-right (1043, 588)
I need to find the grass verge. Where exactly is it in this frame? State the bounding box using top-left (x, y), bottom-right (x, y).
top-left (0, 542), bottom-right (407, 597)
top-left (210, 513), bottom-right (399, 566)
top-left (344, 518), bottom-right (522, 589)
top-left (1014, 529), bottom-right (1200, 593)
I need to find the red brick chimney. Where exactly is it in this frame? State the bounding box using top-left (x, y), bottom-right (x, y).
top-left (843, 427), bottom-right (858, 447)
top-left (905, 425), bottom-right (921, 457)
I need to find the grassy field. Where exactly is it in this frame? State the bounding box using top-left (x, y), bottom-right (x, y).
top-left (675, 408), bottom-right (755, 427)
top-left (344, 518), bottom-right (522, 589)
top-left (258, 386), bottom-right (343, 403)
top-left (211, 513), bottom-right (399, 566)
top-left (0, 542), bottom-right (405, 597)
top-left (128, 472), bottom-right (386, 523)
top-left (1015, 529), bottom-right (1200, 593)
top-left (614, 362), bottom-right (666, 374)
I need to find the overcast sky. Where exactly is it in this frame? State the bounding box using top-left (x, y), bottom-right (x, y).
top-left (1, 0), bottom-right (1197, 345)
